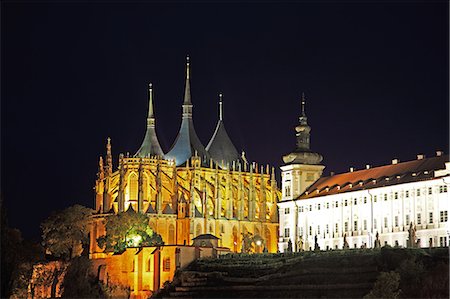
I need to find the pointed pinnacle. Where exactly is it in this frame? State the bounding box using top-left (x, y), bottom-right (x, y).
top-left (301, 92), bottom-right (306, 116)
top-left (148, 83), bottom-right (154, 119)
top-left (219, 93), bottom-right (223, 121)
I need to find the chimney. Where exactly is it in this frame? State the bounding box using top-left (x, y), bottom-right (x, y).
top-left (417, 154), bottom-right (425, 160)
top-left (392, 159), bottom-right (399, 165)
top-left (365, 164), bottom-right (371, 169)
top-left (436, 150), bottom-right (443, 157)
top-left (350, 167), bottom-right (354, 172)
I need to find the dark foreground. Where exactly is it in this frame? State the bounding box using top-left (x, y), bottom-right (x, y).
top-left (155, 247), bottom-right (449, 298)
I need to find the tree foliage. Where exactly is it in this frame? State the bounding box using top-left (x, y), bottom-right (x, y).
top-left (364, 271), bottom-right (400, 299)
top-left (41, 204), bottom-right (93, 260)
top-left (96, 211), bottom-right (163, 253)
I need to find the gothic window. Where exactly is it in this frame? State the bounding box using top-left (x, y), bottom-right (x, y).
top-left (131, 260), bottom-right (135, 272)
top-left (209, 224), bottom-right (213, 233)
top-left (129, 173), bottom-right (138, 200)
top-left (142, 174), bottom-right (148, 201)
top-left (147, 258), bottom-right (152, 272)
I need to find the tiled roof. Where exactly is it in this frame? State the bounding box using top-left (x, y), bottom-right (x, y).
top-left (298, 155), bottom-right (448, 200)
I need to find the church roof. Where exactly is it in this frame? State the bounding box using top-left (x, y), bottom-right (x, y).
top-left (146, 204), bottom-right (156, 214)
top-left (162, 204), bottom-right (176, 214)
top-left (192, 234), bottom-right (219, 240)
top-left (135, 83), bottom-right (164, 158)
top-left (297, 154), bottom-right (449, 200)
top-left (206, 93), bottom-right (240, 169)
top-left (165, 57), bottom-right (210, 166)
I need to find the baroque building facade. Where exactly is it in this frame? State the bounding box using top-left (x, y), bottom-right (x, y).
top-left (90, 58), bottom-right (279, 260)
top-left (278, 96), bottom-right (450, 252)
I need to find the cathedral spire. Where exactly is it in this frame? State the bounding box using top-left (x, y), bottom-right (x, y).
top-left (184, 56), bottom-right (191, 105)
top-left (147, 83), bottom-right (155, 121)
top-left (206, 92), bottom-right (240, 169)
top-left (299, 92), bottom-right (308, 125)
top-left (219, 93), bottom-right (223, 121)
top-left (135, 83), bottom-right (164, 157)
top-left (166, 57), bottom-right (209, 166)
top-left (301, 92), bottom-right (306, 117)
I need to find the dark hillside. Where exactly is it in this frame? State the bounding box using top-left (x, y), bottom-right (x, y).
top-left (155, 247), bottom-right (449, 298)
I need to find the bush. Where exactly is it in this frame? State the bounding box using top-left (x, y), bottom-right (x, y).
top-left (364, 271), bottom-right (400, 299)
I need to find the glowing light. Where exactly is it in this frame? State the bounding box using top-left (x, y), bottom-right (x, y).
top-left (256, 240), bottom-right (262, 246)
top-left (127, 234), bottom-right (142, 247)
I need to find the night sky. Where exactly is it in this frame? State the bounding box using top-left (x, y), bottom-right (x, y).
top-left (2, 2), bottom-right (448, 239)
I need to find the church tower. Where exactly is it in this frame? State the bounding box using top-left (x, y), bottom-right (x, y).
top-left (206, 93), bottom-right (240, 169)
top-left (165, 56), bottom-right (210, 166)
top-left (281, 93), bottom-right (324, 200)
top-left (135, 83), bottom-right (164, 157)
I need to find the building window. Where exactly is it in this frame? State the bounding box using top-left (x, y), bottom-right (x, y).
top-left (335, 201), bottom-right (338, 208)
top-left (440, 236), bottom-right (448, 247)
top-left (344, 200), bottom-right (348, 207)
top-left (317, 204), bottom-right (321, 210)
top-left (309, 205), bottom-right (312, 211)
top-left (440, 211), bottom-right (448, 222)
top-left (309, 226), bottom-right (312, 236)
top-left (353, 221), bottom-right (358, 231)
top-left (163, 258), bottom-right (170, 272)
top-left (285, 186), bottom-right (291, 197)
top-left (344, 222), bottom-right (348, 232)
top-left (417, 213), bottom-right (421, 225)
top-left (405, 190), bottom-right (409, 198)
top-left (317, 225), bottom-right (320, 235)
top-left (326, 224), bottom-right (329, 234)
top-left (384, 217), bottom-right (388, 228)
top-left (306, 173), bottom-right (315, 181)
top-left (374, 195), bottom-right (377, 202)
top-left (394, 192), bottom-right (398, 199)
top-left (429, 212), bottom-right (433, 224)
top-left (284, 228), bottom-right (290, 238)
top-left (299, 206), bottom-right (304, 213)
top-left (363, 220), bottom-right (367, 231)
top-left (373, 219), bottom-right (377, 229)
top-left (428, 187), bottom-right (432, 195)
top-left (147, 258), bottom-right (152, 272)
top-left (354, 198), bottom-right (357, 205)
top-left (131, 260), bottom-right (135, 272)
top-left (394, 216), bottom-right (399, 227)
top-left (384, 194), bottom-right (388, 201)
top-left (406, 215), bottom-right (410, 225)
top-left (363, 197), bottom-right (367, 204)
top-left (417, 189), bottom-right (421, 196)
top-left (285, 208), bottom-right (290, 214)
top-left (335, 223), bottom-right (338, 234)
top-left (299, 227), bottom-right (303, 236)
top-left (326, 202), bottom-right (329, 209)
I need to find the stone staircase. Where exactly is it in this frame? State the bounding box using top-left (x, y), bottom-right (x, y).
top-left (159, 250), bottom-right (379, 298)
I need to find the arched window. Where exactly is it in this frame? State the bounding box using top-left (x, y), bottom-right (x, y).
top-left (209, 224), bottom-right (213, 233)
top-left (147, 257), bottom-right (153, 272)
top-left (232, 226), bottom-right (238, 252)
top-left (128, 173), bottom-right (138, 200)
top-left (168, 224), bottom-right (175, 244)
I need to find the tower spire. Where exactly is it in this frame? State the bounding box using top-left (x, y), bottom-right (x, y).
top-left (219, 93), bottom-right (223, 121)
top-left (135, 83), bottom-right (164, 157)
top-left (301, 92), bottom-right (306, 117)
top-left (148, 83), bottom-right (154, 121)
top-left (183, 56), bottom-right (191, 105)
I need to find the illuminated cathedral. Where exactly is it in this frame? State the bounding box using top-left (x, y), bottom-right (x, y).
top-left (90, 58), bottom-right (280, 258)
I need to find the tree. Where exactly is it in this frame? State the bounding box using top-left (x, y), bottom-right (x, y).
top-left (364, 271), bottom-right (401, 299)
top-left (96, 211), bottom-right (163, 253)
top-left (41, 204), bottom-right (93, 260)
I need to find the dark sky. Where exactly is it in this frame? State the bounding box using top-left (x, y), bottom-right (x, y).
top-left (2, 2), bottom-right (449, 239)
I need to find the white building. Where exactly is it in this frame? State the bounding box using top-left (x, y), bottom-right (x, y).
top-left (278, 95), bottom-right (450, 252)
